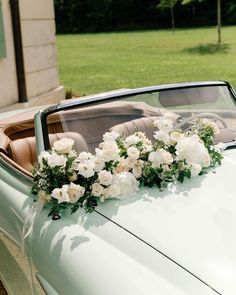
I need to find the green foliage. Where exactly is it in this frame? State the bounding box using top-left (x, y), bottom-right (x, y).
top-left (157, 0), bottom-right (178, 9)
top-left (54, 0), bottom-right (236, 33)
top-left (181, 0), bottom-right (204, 4)
top-left (32, 117), bottom-right (223, 219)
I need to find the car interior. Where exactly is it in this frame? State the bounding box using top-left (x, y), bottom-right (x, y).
top-left (1, 85), bottom-right (236, 177)
top-left (0, 101), bottom-right (162, 175)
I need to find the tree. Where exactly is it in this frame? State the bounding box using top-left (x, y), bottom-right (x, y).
top-left (216, 0), bottom-right (221, 44)
top-left (182, 0), bottom-right (222, 44)
top-left (226, 2), bottom-right (236, 23)
top-left (157, 0), bottom-right (179, 33)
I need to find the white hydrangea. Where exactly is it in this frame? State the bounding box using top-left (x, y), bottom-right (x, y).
top-left (169, 131), bottom-right (185, 145)
top-left (98, 170), bottom-right (113, 186)
top-left (148, 149), bottom-right (173, 168)
top-left (176, 135), bottom-right (211, 167)
top-left (189, 163), bottom-right (202, 177)
top-left (153, 117), bottom-right (174, 133)
top-left (67, 182), bottom-right (85, 203)
top-left (105, 184), bottom-right (121, 199)
top-left (103, 130), bottom-right (120, 142)
top-left (53, 138), bottom-right (74, 154)
top-left (112, 172), bottom-right (139, 199)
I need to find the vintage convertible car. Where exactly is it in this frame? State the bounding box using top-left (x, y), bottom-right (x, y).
top-left (1, 81), bottom-right (236, 295)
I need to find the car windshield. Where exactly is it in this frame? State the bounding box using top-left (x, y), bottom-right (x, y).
top-left (45, 84), bottom-right (236, 153)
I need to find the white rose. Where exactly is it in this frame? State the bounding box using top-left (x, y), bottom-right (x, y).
top-left (51, 185), bottom-right (70, 203)
top-left (92, 182), bottom-right (104, 197)
top-left (77, 161), bottom-right (95, 178)
top-left (148, 149), bottom-right (173, 168)
top-left (38, 151), bottom-right (51, 165)
top-left (189, 163), bottom-right (202, 177)
top-left (94, 156), bottom-right (105, 172)
top-left (125, 134), bottom-right (139, 147)
top-left (176, 135), bottom-right (211, 167)
top-left (125, 157), bottom-right (137, 168)
top-left (95, 141), bottom-right (120, 162)
top-left (98, 170), bottom-right (113, 186)
top-left (127, 146), bottom-right (140, 160)
top-left (48, 153), bottom-right (67, 168)
top-left (68, 182), bottom-right (85, 203)
top-left (68, 150), bottom-right (77, 159)
top-left (112, 172), bottom-right (139, 199)
top-left (53, 138), bottom-right (74, 154)
top-left (132, 165), bottom-right (142, 178)
top-left (103, 131), bottom-right (120, 142)
top-left (114, 158), bottom-right (130, 173)
top-left (153, 117), bottom-right (173, 133)
top-left (153, 130), bottom-right (170, 144)
top-left (77, 151), bottom-right (94, 163)
top-left (68, 172), bottom-right (78, 182)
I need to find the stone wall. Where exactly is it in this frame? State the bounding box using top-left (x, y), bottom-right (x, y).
top-left (0, 0), bottom-right (18, 108)
top-left (0, 0), bottom-right (64, 109)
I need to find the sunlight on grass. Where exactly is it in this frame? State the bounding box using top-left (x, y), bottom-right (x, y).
top-left (56, 26), bottom-right (236, 96)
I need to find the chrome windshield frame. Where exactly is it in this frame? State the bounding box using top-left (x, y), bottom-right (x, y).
top-left (38, 80), bottom-right (236, 150)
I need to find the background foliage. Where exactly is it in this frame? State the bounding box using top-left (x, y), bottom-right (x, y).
top-left (54, 0), bottom-right (236, 33)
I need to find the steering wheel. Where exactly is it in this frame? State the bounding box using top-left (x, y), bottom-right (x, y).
top-left (174, 112), bottom-right (228, 130)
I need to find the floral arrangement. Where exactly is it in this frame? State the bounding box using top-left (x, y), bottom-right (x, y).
top-left (32, 116), bottom-right (223, 219)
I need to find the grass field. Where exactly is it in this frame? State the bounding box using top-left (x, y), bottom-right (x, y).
top-left (56, 26), bottom-right (236, 97)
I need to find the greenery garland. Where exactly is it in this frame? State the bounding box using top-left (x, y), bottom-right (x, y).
top-left (32, 117), bottom-right (223, 219)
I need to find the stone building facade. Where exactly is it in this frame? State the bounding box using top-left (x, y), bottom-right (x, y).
top-left (0, 0), bottom-right (64, 109)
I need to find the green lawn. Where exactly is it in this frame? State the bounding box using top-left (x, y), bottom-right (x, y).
top-left (56, 26), bottom-right (236, 97)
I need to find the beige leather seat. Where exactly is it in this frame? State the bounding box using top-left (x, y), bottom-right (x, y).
top-left (110, 116), bottom-right (159, 140)
top-left (8, 132), bottom-right (88, 172)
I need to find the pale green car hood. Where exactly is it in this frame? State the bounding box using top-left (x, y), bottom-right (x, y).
top-left (1, 107), bottom-right (235, 294)
top-left (96, 149), bottom-right (236, 295)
